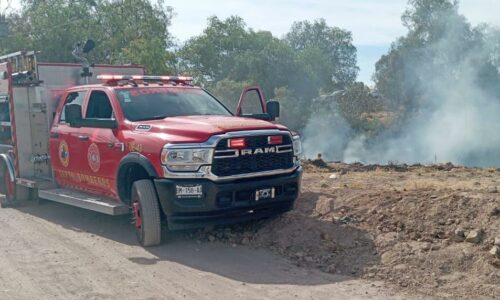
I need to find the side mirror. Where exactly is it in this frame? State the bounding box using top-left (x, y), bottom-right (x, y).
top-left (65, 104), bottom-right (82, 127)
top-left (266, 100), bottom-right (280, 121)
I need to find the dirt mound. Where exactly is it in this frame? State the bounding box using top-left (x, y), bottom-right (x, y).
top-left (197, 164), bottom-right (500, 299)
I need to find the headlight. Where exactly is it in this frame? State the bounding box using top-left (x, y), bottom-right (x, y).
top-left (292, 135), bottom-right (302, 156)
top-left (161, 148), bottom-right (213, 172)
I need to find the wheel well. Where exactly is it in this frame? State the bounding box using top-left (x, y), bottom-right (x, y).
top-left (117, 163), bottom-right (152, 205)
top-left (0, 160), bottom-right (6, 194)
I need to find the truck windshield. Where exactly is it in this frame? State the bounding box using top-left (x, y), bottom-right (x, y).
top-left (115, 87), bottom-right (232, 121)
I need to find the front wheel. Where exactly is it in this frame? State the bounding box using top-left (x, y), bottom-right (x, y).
top-left (131, 179), bottom-right (162, 247)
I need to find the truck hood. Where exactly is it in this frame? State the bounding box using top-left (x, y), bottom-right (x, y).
top-left (132, 115), bottom-right (289, 143)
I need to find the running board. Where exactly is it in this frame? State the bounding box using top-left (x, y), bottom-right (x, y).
top-left (38, 188), bottom-right (129, 215)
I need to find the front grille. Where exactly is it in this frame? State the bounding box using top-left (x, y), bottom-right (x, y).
top-left (211, 134), bottom-right (294, 177)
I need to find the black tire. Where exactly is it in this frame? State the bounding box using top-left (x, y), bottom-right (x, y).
top-left (1, 168), bottom-right (16, 207)
top-left (131, 179), bottom-right (162, 247)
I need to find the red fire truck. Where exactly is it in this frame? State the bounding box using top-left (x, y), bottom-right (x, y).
top-left (0, 50), bottom-right (302, 246)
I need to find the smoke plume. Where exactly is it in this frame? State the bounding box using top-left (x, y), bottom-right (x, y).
top-left (303, 13), bottom-right (500, 167)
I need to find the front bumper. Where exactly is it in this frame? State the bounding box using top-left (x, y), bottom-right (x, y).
top-left (154, 167), bottom-right (302, 230)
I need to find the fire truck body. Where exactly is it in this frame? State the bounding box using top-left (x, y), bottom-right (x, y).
top-left (0, 51), bottom-right (302, 246)
top-left (0, 53), bottom-right (144, 214)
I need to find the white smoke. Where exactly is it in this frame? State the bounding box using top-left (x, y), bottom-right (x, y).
top-left (303, 14), bottom-right (500, 167)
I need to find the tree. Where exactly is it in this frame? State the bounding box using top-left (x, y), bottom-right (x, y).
top-left (3, 0), bottom-right (175, 74)
top-left (373, 0), bottom-right (500, 113)
top-left (210, 79), bottom-right (252, 112)
top-left (285, 19), bottom-right (359, 92)
top-left (177, 16), bottom-right (250, 83)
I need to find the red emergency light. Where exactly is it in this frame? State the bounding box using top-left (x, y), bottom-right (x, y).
top-left (228, 138), bottom-right (247, 149)
top-left (268, 135), bottom-right (283, 145)
top-left (97, 75), bottom-right (193, 84)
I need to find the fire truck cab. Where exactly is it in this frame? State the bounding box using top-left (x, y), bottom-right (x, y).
top-left (0, 51), bottom-right (302, 247)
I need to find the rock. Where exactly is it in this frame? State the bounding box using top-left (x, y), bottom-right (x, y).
top-left (208, 235), bottom-right (216, 242)
top-left (454, 228), bottom-right (466, 242)
top-left (394, 264), bottom-right (408, 271)
top-left (495, 237), bottom-right (500, 246)
top-left (241, 237), bottom-right (250, 245)
top-left (421, 243), bottom-right (431, 251)
top-left (314, 196), bottom-right (335, 216)
top-left (489, 186), bottom-right (498, 193)
top-left (489, 246), bottom-right (500, 257)
top-left (465, 229), bottom-right (482, 244)
top-left (295, 251), bottom-right (305, 258)
top-left (329, 173), bottom-right (338, 179)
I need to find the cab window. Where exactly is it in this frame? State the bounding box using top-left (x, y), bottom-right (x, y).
top-left (86, 90), bottom-right (114, 119)
top-left (60, 91), bottom-right (86, 123)
top-left (240, 90), bottom-right (264, 114)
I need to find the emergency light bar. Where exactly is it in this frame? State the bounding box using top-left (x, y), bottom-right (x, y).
top-left (97, 74), bottom-right (193, 84)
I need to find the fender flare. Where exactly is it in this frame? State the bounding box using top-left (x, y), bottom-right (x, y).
top-left (116, 152), bottom-right (159, 202)
top-left (117, 152), bottom-right (159, 178)
top-left (0, 153), bottom-right (15, 183)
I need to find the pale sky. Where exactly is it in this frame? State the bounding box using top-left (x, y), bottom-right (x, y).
top-left (3, 0), bottom-right (499, 83)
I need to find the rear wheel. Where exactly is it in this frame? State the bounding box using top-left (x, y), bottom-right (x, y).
top-left (1, 168), bottom-right (15, 207)
top-left (1, 168), bottom-right (31, 207)
top-left (131, 179), bottom-right (162, 247)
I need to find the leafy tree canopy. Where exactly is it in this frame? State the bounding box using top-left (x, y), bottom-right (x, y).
top-left (4, 0), bottom-right (174, 74)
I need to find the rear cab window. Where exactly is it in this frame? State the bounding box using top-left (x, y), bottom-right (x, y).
top-left (59, 91), bottom-right (86, 123)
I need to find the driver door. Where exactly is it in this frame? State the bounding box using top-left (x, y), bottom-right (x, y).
top-left (78, 89), bottom-right (123, 198)
top-left (236, 86), bottom-right (266, 116)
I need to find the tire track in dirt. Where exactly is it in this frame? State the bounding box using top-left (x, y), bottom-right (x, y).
top-left (0, 198), bottom-right (403, 300)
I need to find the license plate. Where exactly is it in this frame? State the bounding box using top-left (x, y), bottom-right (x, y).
top-left (255, 187), bottom-right (275, 201)
top-left (176, 185), bottom-right (203, 198)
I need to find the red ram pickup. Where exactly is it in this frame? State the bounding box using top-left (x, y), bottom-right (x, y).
top-left (0, 54), bottom-right (302, 247)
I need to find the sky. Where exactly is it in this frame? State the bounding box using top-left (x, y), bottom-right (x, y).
top-left (3, 0), bottom-right (499, 83)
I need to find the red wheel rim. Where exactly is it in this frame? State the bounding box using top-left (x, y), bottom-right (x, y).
top-left (132, 197), bottom-right (142, 230)
top-left (3, 171), bottom-right (14, 198)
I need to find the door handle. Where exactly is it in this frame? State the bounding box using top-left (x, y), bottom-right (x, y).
top-left (78, 135), bottom-right (89, 141)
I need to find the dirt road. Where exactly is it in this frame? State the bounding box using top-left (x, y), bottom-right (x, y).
top-left (0, 197), bottom-right (400, 300)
